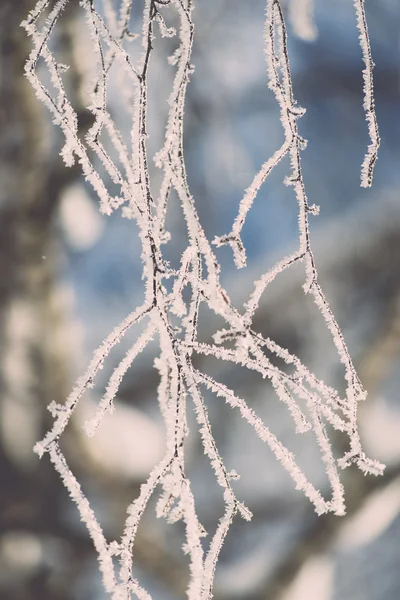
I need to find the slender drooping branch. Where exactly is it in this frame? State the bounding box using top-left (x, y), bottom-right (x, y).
top-left (22, 1), bottom-right (383, 598)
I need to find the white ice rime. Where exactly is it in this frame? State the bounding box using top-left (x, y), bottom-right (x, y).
top-left (22, 0), bottom-right (384, 598)
top-left (353, 0), bottom-right (381, 187)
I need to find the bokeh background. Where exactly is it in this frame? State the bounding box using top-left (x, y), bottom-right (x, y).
top-left (1, 1), bottom-right (400, 599)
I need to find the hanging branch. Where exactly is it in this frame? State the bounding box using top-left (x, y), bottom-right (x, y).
top-left (22, 0), bottom-right (383, 598)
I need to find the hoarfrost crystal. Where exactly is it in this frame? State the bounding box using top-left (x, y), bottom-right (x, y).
top-left (22, 0), bottom-right (383, 598)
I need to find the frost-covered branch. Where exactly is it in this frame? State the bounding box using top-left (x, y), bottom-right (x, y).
top-left (22, 0), bottom-right (383, 598)
top-left (353, 0), bottom-right (380, 187)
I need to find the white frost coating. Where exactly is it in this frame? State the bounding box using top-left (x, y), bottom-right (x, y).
top-left (195, 370), bottom-right (329, 516)
top-left (84, 318), bottom-right (158, 436)
top-left (22, 0), bottom-right (384, 597)
top-left (48, 443), bottom-right (118, 595)
top-left (353, 0), bottom-right (380, 187)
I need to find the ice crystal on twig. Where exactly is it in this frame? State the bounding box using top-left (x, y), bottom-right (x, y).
top-left (22, 0), bottom-right (383, 597)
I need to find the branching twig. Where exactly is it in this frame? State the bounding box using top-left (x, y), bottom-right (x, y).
top-left (22, 0), bottom-right (383, 598)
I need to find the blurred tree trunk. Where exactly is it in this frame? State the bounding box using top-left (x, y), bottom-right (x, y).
top-left (0, 3), bottom-right (83, 598)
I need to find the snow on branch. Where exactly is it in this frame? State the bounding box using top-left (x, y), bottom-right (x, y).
top-left (22, 0), bottom-right (383, 597)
